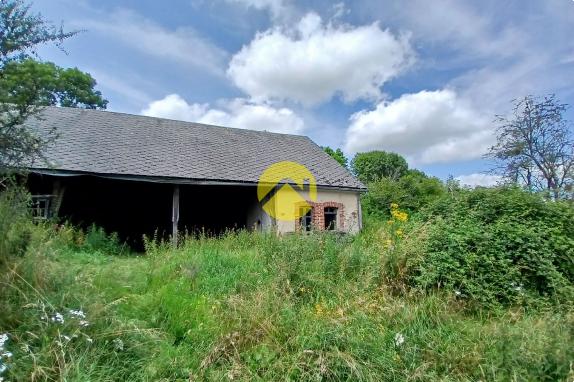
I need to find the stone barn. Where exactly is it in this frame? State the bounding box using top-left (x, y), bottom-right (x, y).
top-left (23, 107), bottom-right (365, 246)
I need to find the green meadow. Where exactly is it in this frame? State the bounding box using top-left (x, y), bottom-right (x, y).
top-left (1, 187), bottom-right (573, 381)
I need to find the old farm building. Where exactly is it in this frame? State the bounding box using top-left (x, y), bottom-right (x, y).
top-left (24, 107), bottom-right (365, 245)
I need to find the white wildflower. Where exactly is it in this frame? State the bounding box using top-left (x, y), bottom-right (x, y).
top-left (0, 334), bottom-right (8, 350)
top-left (79, 320), bottom-right (90, 327)
top-left (454, 290), bottom-right (462, 296)
top-left (86, 337), bottom-right (93, 344)
top-left (69, 309), bottom-right (86, 319)
top-left (21, 344), bottom-right (31, 353)
top-left (394, 332), bottom-right (405, 347)
top-left (51, 313), bottom-right (65, 324)
top-left (112, 338), bottom-right (124, 351)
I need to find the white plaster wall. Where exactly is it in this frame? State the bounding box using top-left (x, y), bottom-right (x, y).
top-left (246, 198), bottom-right (274, 232)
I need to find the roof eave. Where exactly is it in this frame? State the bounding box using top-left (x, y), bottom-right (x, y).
top-left (28, 168), bottom-right (366, 192)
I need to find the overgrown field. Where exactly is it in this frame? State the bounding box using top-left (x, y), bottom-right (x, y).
top-left (0, 187), bottom-right (573, 381)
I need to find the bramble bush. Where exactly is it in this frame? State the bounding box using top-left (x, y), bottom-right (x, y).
top-left (408, 186), bottom-right (574, 308)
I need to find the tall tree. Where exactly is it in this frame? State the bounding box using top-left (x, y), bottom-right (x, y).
top-left (351, 151), bottom-right (409, 183)
top-left (0, 0), bottom-right (106, 171)
top-left (322, 146), bottom-right (348, 169)
top-left (487, 95), bottom-right (574, 199)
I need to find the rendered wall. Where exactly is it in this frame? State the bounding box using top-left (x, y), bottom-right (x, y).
top-left (273, 189), bottom-right (362, 234)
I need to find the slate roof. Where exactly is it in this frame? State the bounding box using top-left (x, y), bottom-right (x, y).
top-left (25, 107), bottom-right (365, 190)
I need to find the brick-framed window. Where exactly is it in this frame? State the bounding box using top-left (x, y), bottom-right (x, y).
top-left (324, 207), bottom-right (338, 230)
top-left (299, 206), bottom-right (313, 232)
top-left (296, 201), bottom-right (345, 232)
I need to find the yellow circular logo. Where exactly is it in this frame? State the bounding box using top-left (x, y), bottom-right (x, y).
top-left (257, 161), bottom-right (317, 221)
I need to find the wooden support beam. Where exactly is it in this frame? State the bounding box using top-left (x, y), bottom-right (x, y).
top-left (171, 185), bottom-right (180, 247)
top-left (50, 180), bottom-right (66, 218)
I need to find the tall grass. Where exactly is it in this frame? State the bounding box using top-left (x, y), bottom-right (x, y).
top-left (0, 193), bottom-right (573, 381)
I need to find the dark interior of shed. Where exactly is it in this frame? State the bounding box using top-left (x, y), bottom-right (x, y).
top-left (27, 174), bottom-right (259, 250)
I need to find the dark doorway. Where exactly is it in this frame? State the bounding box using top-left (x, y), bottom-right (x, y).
top-left (178, 184), bottom-right (258, 236)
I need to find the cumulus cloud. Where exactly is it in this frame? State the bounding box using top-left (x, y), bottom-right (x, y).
top-left (456, 173), bottom-right (502, 188)
top-left (141, 94), bottom-right (304, 134)
top-left (79, 9), bottom-right (228, 76)
top-left (344, 89), bottom-right (493, 164)
top-left (227, 12), bottom-right (414, 105)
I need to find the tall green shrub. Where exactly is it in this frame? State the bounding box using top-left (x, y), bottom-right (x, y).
top-left (411, 187), bottom-right (574, 307)
top-left (0, 185), bottom-right (32, 264)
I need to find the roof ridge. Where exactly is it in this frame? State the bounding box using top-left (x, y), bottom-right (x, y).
top-left (43, 106), bottom-right (309, 139)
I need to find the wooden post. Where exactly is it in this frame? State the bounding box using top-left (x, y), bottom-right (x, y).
top-left (172, 185), bottom-right (180, 247)
top-left (50, 179), bottom-right (66, 218)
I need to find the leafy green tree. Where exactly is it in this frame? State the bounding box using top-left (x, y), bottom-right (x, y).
top-left (322, 146), bottom-right (348, 168)
top-left (0, 59), bottom-right (107, 109)
top-left (351, 151), bottom-right (408, 183)
top-left (0, 0), bottom-right (106, 171)
top-left (362, 169), bottom-right (444, 216)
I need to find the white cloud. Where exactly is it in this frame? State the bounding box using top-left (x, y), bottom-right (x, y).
top-left (344, 89), bottom-right (493, 164)
top-left (141, 94), bottom-right (304, 134)
top-left (227, 12), bottom-right (414, 105)
top-left (396, 0), bottom-right (526, 59)
top-left (456, 173), bottom-right (502, 188)
top-left (225, 0), bottom-right (291, 21)
top-left (79, 9), bottom-right (228, 76)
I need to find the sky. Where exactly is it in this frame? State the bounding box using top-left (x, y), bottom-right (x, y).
top-left (32, 0), bottom-right (574, 186)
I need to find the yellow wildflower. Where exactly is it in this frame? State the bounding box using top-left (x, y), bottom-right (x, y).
top-left (391, 209), bottom-right (408, 222)
top-left (390, 203), bottom-right (399, 210)
top-left (395, 229), bottom-right (403, 238)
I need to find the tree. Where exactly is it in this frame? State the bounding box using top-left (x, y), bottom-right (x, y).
top-left (487, 95), bottom-right (574, 199)
top-left (322, 146), bottom-right (348, 168)
top-left (1, 0), bottom-right (106, 171)
top-left (350, 151), bottom-right (408, 183)
top-left (0, 59), bottom-right (107, 109)
top-left (362, 169), bottom-right (444, 217)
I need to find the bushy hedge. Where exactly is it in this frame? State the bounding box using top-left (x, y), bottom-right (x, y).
top-left (410, 187), bottom-right (574, 307)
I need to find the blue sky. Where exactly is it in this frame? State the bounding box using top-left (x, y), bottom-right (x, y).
top-left (33, 0), bottom-right (574, 185)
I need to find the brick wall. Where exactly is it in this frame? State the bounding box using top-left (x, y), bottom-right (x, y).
top-left (296, 201), bottom-right (345, 231)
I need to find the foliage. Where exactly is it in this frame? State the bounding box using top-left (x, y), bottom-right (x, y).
top-left (322, 146), bottom-right (348, 168)
top-left (488, 94), bottom-right (574, 199)
top-left (0, 59), bottom-right (108, 109)
top-left (0, 0), bottom-right (76, 65)
top-left (0, 182), bottom-right (31, 265)
top-left (0, 191), bottom-right (573, 380)
top-left (362, 169), bottom-right (445, 217)
top-left (0, 0), bottom-right (106, 171)
top-left (351, 151), bottom-right (409, 183)
top-left (411, 187), bottom-right (574, 308)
